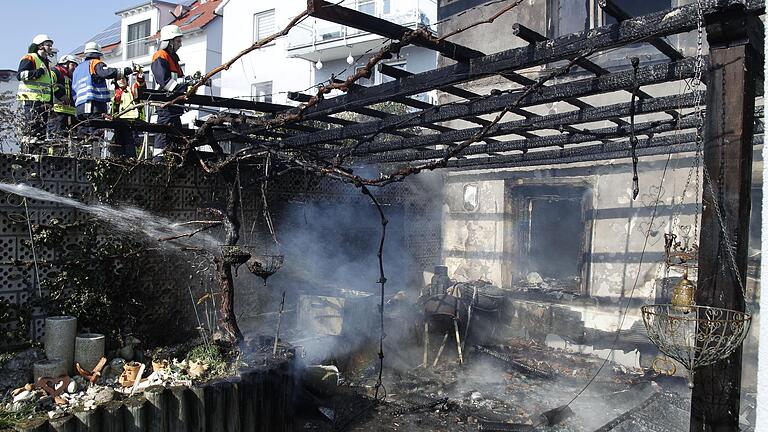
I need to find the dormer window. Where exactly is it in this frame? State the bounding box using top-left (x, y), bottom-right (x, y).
top-left (127, 19), bottom-right (151, 59)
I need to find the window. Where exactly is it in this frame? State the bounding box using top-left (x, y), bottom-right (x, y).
top-left (126, 19), bottom-right (151, 58)
top-left (254, 10), bottom-right (275, 42)
top-left (357, 0), bottom-right (375, 15)
top-left (506, 184), bottom-right (593, 293)
top-left (546, 0), bottom-right (671, 38)
top-left (251, 81), bottom-right (273, 103)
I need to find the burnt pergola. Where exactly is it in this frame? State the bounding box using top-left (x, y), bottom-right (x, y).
top-left (97, 0), bottom-right (764, 428)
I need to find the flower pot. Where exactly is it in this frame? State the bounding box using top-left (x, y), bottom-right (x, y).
top-left (152, 359), bottom-right (168, 372)
top-left (43, 316), bottom-right (77, 374)
top-left (75, 333), bottom-right (105, 372)
top-left (119, 362), bottom-right (142, 386)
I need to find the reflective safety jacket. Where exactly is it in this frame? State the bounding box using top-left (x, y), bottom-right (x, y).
top-left (52, 65), bottom-right (75, 116)
top-left (72, 59), bottom-right (111, 106)
top-left (17, 54), bottom-right (54, 102)
top-left (151, 49), bottom-right (184, 92)
top-left (112, 80), bottom-right (146, 121)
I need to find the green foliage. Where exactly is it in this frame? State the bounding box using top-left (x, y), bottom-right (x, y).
top-left (35, 221), bottom-right (146, 348)
top-left (85, 159), bottom-right (125, 202)
top-left (186, 343), bottom-right (226, 375)
top-left (0, 402), bottom-right (36, 429)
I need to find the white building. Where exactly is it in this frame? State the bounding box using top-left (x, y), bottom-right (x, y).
top-left (216, 0), bottom-right (313, 105)
top-left (216, 0), bottom-right (437, 106)
top-left (74, 0), bottom-right (224, 127)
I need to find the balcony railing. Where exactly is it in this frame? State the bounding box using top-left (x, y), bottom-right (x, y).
top-left (126, 38), bottom-right (151, 59)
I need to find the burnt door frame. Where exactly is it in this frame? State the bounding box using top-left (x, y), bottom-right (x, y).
top-left (504, 181), bottom-right (593, 294)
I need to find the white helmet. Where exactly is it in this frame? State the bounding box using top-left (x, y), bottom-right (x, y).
top-left (58, 54), bottom-right (80, 65)
top-left (160, 25), bottom-right (183, 42)
top-left (83, 42), bottom-right (103, 56)
top-left (32, 34), bottom-right (53, 45)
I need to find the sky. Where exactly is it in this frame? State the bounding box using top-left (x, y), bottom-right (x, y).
top-left (1, 1), bottom-right (170, 70)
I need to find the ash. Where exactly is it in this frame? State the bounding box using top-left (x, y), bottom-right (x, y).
top-left (295, 337), bottom-right (692, 431)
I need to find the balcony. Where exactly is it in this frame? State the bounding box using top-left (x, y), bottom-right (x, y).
top-left (287, 3), bottom-right (433, 61)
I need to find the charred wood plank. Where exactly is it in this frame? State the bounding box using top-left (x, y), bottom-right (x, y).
top-left (448, 133), bottom-right (763, 170)
top-left (473, 345), bottom-right (555, 379)
top-left (307, 0), bottom-right (483, 62)
top-left (365, 115), bottom-right (702, 163)
top-left (599, 0), bottom-right (685, 61)
top-left (292, 1), bottom-right (764, 121)
top-left (691, 5), bottom-right (762, 430)
top-left (290, 59), bottom-right (698, 150)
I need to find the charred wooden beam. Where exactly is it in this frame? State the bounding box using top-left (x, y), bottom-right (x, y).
top-left (690, 4), bottom-right (763, 430)
top-left (292, 1), bottom-right (764, 122)
top-left (366, 115), bottom-right (703, 163)
top-left (332, 78), bottom-right (454, 133)
top-left (283, 58), bottom-right (699, 150)
top-left (447, 133), bottom-right (762, 170)
top-left (139, 89), bottom-right (291, 113)
top-left (599, 0), bottom-right (685, 61)
top-left (306, 0), bottom-right (484, 62)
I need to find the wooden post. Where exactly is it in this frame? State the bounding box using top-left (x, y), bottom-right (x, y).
top-left (123, 397), bottom-right (148, 432)
top-left (101, 401), bottom-right (125, 432)
top-left (14, 417), bottom-right (47, 432)
top-left (204, 381), bottom-right (227, 432)
top-left (691, 3), bottom-right (762, 431)
top-left (187, 386), bottom-right (206, 432)
top-left (74, 408), bottom-right (102, 432)
top-left (224, 377), bottom-right (242, 432)
top-left (49, 414), bottom-right (76, 432)
top-left (144, 386), bottom-right (167, 432)
top-left (238, 369), bottom-right (257, 432)
top-left (167, 386), bottom-right (189, 432)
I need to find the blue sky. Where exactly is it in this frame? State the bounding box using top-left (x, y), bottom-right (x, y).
top-left (1, 1), bottom-right (160, 70)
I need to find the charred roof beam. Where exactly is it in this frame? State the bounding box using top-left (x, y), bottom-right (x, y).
top-left (279, 58), bottom-right (699, 149)
top-left (447, 132), bottom-right (763, 170)
top-left (599, 0), bottom-right (686, 61)
top-left (290, 0), bottom-right (766, 122)
top-left (306, 0), bottom-right (483, 62)
top-left (321, 91), bottom-right (704, 157)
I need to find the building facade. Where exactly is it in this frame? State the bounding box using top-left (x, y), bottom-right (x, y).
top-left (74, 0), bottom-right (224, 127)
top-left (433, 0), bottom-right (761, 408)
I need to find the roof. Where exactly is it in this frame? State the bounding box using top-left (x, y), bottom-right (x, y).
top-left (164, 0), bottom-right (223, 35)
top-left (72, 0), bottom-right (220, 56)
top-left (114, 0), bottom-right (186, 16)
top-left (72, 21), bottom-right (121, 55)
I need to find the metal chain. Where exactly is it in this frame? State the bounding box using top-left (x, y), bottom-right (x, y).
top-left (702, 164), bottom-right (750, 312)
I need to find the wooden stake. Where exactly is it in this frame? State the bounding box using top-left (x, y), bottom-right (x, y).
top-left (432, 332), bottom-right (449, 367)
top-left (422, 321), bottom-right (429, 368)
top-left (453, 318), bottom-right (463, 365)
top-left (272, 291), bottom-right (286, 356)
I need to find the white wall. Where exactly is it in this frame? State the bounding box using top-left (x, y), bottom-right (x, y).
top-left (219, 0), bottom-right (314, 105)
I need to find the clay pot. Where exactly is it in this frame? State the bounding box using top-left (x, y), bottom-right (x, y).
top-left (152, 359), bottom-right (168, 372)
top-left (119, 362), bottom-right (142, 387)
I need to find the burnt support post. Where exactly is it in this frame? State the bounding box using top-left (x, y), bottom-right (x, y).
top-left (691, 3), bottom-right (762, 431)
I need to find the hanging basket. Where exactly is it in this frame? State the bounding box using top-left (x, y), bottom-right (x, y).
top-left (246, 254), bottom-right (284, 283)
top-left (641, 304), bottom-right (751, 387)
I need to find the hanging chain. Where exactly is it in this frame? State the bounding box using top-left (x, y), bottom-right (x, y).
top-left (629, 57), bottom-right (640, 200)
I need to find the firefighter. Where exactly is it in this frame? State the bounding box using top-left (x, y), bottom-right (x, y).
top-left (16, 34), bottom-right (56, 153)
top-left (71, 42), bottom-right (133, 155)
top-left (150, 24), bottom-right (186, 161)
top-left (72, 42), bottom-right (133, 120)
top-left (48, 54), bottom-right (79, 144)
top-left (111, 69), bottom-right (146, 158)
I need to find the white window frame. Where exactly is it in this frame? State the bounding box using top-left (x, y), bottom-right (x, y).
top-left (253, 9), bottom-right (276, 43)
top-left (251, 81), bottom-right (273, 103)
top-left (126, 19), bottom-right (151, 59)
